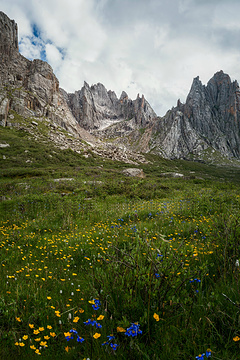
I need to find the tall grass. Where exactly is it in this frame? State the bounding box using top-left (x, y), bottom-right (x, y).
top-left (0, 186), bottom-right (240, 359)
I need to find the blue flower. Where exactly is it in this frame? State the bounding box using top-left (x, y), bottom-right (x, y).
top-left (102, 341), bottom-right (109, 346)
top-left (84, 319), bottom-right (97, 326)
top-left (155, 273), bottom-right (160, 278)
top-left (77, 336), bottom-right (85, 343)
top-left (196, 354), bottom-right (205, 360)
top-left (206, 349), bottom-right (211, 358)
top-left (125, 323), bottom-right (142, 337)
top-left (107, 335), bottom-right (115, 341)
top-left (92, 299), bottom-right (101, 310)
top-left (110, 343), bottom-right (119, 350)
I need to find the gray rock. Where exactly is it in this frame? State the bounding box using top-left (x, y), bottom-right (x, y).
top-left (122, 168), bottom-right (145, 177)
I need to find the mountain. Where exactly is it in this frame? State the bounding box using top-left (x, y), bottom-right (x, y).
top-left (151, 71), bottom-right (240, 160)
top-left (1, 11), bottom-right (240, 165)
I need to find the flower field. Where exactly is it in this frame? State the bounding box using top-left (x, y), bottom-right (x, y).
top-left (0, 186), bottom-right (240, 359)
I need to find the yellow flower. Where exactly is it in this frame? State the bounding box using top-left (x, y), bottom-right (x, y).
top-left (88, 300), bottom-right (95, 304)
top-left (15, 342), bottom-right (19, 346)
top-left (29, 323), bottom-right (34, 328)
top-left (15, 317), bottom-right (21, 322)
top-left (33, 329), bottom-right (40, 335)
top-left (30, 345), bottom-right (36, 350)
top-left (47, 325), bottom-right (52, 329)
top-left (35, 349), bottom-right (41, 354)
top-left (233, 336), bottom-right (240, 342)
top-left (44, 335), bottom-right (50, 340)
top-left (40, 341), bottom-right (47, 347)
top-left (19, 342), bottom-right (25, 347)
top-left (39, 327), bottom-right (44, 332)
top-left (153, 313), bottom-right (160, 321)
top-left (97, 315), bottom-right (104, 320)
top-left (73, 317), bottom-right (79, 323)
top-left (93, 332), bottom-right (101, 339)
top-left (64, 332), bottom-right (71, 338)
top-left (79, 308), bottom-right (84, 313)
top-left (117, 327), bottom-right (126, 332)
top-left (50, 332), bottom-right (56, 337)
top-left (47, 296), bottom-right (51, 300)
top-left (65, 346), bottom-right (70, 352)
top-left (35, 338), bottom-right (41, 342)
top-left (23, 335), bottom-right (28, 340)
top-left (55, 311), bottom-right (61, 317)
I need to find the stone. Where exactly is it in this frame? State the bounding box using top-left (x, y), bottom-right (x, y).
top-left (122, 168), bottom-right (145, 177)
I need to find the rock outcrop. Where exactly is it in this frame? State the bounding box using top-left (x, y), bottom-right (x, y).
top-left (0, 11), bottom-right (89, 139)
top-left (67, 82), bottom-right (157, 131)
top-left (150, 71), bottom-right (240, 160)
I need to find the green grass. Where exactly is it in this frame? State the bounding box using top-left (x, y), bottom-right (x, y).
top-left (0, 125), bottom-right (240, 359)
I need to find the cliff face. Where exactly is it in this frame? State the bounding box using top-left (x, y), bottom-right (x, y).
top-left (0, 11), bottom-right (86, 138)
top-left (150, 71), bottom-right (240, 160)
top-left (67, 82), bottom-right (157, 131)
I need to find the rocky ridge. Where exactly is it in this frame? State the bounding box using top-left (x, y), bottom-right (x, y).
top-left (1, 11), bottom-right (240, 164)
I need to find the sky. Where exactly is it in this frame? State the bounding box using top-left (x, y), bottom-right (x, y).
top-left (1, 0), bottom-right (240, 115)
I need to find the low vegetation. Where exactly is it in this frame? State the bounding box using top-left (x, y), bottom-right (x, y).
top-left (0, 124), bottom-right (240, 359)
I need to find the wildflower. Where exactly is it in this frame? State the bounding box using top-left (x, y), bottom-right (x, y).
top-left (84, 319), bottom-right (97, 326)
top-left (39, 327), bottom-right (44, 332)
top-left (110, 343), bottom-right (119, 350)
top-left (15, 342), bottom-right (19, 346)
top-left (233, 336), bottom-right (240, 341)
top-left (235, 260), bottom-right (239, 267)
top-left (44, 335), bottom-right (50, 340)
top-left (47, 325), bottom-right (52, 330)
top-left (155, 273), bottom-right (160, 278)
top-left (50, 332), bottom-right (56, 337)
top-left (77, 336), bottom-right (85, 343)
top-left (35, 338), bottom-right (41, 342)
top-left (97, 315), bottom-right (104, 320)
top-left (196, 354), bottom-right (205, 360)
top-left (73, 316), bottom-right (79, 323)
top-left (22, 335), bottom-right (28, 340)
top-left (117, 327), bottom-right (126, 332)
top-left (29, 323), bottom-right (34, 328)
top-left (40, 341), bottom-right (48, 347)
top-left (153, 313), bottom-right (160, 321)
top-left (93, 333), bottom-right (101, 339)
top-left (30, 345), bottom-right (36, 350)
top-left (16, 317), bottom-right (21, 322)
top-left (107, 334), bottom-right (115, 341)
top-left (92, 299), bottom-right (101, 310)
top-left (206, 349), bottom-right (212, 357)
top-left (35, 349), bottom-right (41, 355)
top-left (125, 323), bottom-right (142, 337)
top-left (33, 329), bottom-right (40, 335)
top-left (47, 296), bottom-right (51, 300)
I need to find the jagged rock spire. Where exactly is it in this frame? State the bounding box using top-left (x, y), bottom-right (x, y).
top-left (0, 11), bottom-right (19, 60)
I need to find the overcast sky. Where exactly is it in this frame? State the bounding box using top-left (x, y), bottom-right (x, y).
top-left (1, 0), bottom-right (240, 115)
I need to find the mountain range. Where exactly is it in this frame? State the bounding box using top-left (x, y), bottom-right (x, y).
top-left (1, 10), bottom-right (240, 165)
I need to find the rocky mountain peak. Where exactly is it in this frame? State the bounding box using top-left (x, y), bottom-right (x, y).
top-left (0, 11), bottom-right (18, 60)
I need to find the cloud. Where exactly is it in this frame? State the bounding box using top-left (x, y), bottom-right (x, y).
top-left (1, 0), bottom-right (240, 115)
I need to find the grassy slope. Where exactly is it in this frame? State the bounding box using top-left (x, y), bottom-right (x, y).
top-left (0, 125), bottom-right (240, 359)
